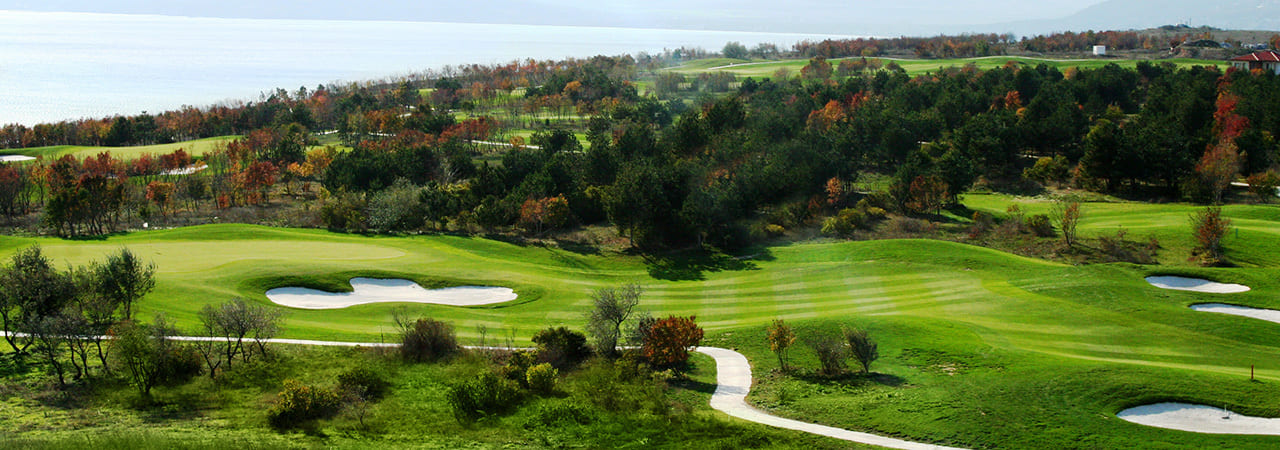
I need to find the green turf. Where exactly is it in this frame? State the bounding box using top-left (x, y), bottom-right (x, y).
top-left (3, 136), bottom-right (241, 160)
top-left (667, 56), bottom-right (1229, 78)
top-left (3, 202), bottom-right (1280, 447)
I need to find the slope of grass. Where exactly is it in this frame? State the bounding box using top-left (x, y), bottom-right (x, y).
top-left (3, 136), bottom-right (241, 160)
top-left (963, 192), bottom-right (1280, 267)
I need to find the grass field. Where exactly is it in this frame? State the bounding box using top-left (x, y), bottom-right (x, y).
top-left (5, 196), bottom-right (1280, 447)
top-left (2, 136), bottom-right (241, 160)
top-left (668, 56), bottom-right (1229, 78)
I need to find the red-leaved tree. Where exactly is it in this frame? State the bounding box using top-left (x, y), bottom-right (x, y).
top-left (640, 315), bottom-right (704, 368)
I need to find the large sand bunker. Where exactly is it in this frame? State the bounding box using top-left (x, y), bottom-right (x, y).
top-left (1190, 303), bottom-right (1280, 325)
top-left (1118, 402), bottom-right (1280, 435)
top-left (1145, 276), bottom-right (1250, 294)
top-left (266, 277), bottom-right (516, 309)
top-left (0, 155), bottom-right (35, 162)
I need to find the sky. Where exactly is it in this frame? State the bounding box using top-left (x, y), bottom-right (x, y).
top-left (0, 0), bottom-right (1113, 35)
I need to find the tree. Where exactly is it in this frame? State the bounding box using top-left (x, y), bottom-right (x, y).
top-left (722, 41), bottom-right (748, 60)
top-left (1192, 141), bottom-right (1241, 204)
top-left (111, 315), bottom-right (194, 399)
top-left (906, 174), bottom-right (949, 216)
top-left (0, 245), bottom-right (75, 353)
top-left (1050, 200), bottom-right (1082, 247)
top-left (1190, 206), bottom-right (1232, 266)
top-left (766, 319), bottom-right (796, 371)
top-left (806, 332), bottom-right (845, 376)
top-left (94, 247), bottom-right (156, 320)
top-left (145, 181), bottom-right (175, 216)
top-left (639, 315), bottom-right (704, 368)
top-left (199, 298), bottom-right (284, 369)
top-left (1246, 170), bottom-right (1280, 203)
top-left (586, 283), bottom-right (642, 358)
top-left (842, 326), bottom-right (879, 374)
top-left (518, 195), bottom-right (571, 235)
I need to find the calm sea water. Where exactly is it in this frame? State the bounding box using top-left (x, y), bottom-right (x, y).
top-left (0, 10), bottom-right (851, 126)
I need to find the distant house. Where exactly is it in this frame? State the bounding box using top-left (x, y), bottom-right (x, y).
top-left (1093, 45), bottom-right (1106, 56)
top-left (1229, 50), bottom-right (1280, 74)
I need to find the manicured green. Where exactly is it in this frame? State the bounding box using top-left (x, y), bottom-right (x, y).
top-left (668, 56), bottom-right (1229, 78)
top-left (3, 136), bottom-right (242, 160)
top-left (3, 197), bottom-right (1280, 447)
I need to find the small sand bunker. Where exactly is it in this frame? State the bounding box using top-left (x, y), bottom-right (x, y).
top-left (0, 155), bottom-right (35, 162)
top-left (266, 277), bottom-right (516, 309)
top-left (1191, 303), bottom-right (1280, 325)
top-left (1118, 403), bottom-right (1280, 435)
top-left (1145, 276), bottom-right (1250, 294)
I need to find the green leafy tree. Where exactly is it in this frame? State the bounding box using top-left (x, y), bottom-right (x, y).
top-left (94, 247), bottom-right (156, 320)
top-left (0, 245), bottom-right (75, 353)
top-left (842, 326), bottom-right (879, 374)
top-left (722, 41), bottom-right (749, 60)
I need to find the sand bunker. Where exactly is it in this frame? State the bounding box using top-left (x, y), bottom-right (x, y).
top-left (1118, 402), bottom-right (1280, 435)
top-left (1145, 276), bottom-right (1250, 294)
top-left (266, 277), bottom-right (516, 309)
top-left (1191, 303), bottom-right (1280, 325)
top-left (0, 155), bottom-right (35, 162)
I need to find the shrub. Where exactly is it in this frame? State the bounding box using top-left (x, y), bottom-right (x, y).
top-left (446, 371), bottom-right (523, 423)
top-left (499, 350), bottom-right (536, 386)
top-left (336, 367), bottom-right (391, 401)
top-left (766, 319), bottom-right (796, 371)
top-left (319, 193), bottom-right (367, 232)
top-left (821, 208), bottom-right (865, 237)
top-left (1025, 214), bottom-right (1054, 237)
top-left (639, 315), bottom-right (704, 368)
top-left (531, 327), bottom-right (591, 369)
top-left (399, 317), bottom-right (458, 363)
top-left (267, 379), bottom-right (343, 429)
top-left (1190, 206), bottom-right (1232, 266)
top-left (806, 332), bottom-right (846, 376)
top-left (842, 326), bottom-right (879, 374)
top-left (525, 363), bottom-right (559, 395)
top-left (527, 401), bottom-right (593, 427)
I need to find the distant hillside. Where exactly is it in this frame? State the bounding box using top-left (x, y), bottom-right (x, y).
top-left (993, 0), bottom-right (1280, 34)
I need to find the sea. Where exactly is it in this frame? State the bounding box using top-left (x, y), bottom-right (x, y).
top-left (0, 10), bottom-right (853, 126)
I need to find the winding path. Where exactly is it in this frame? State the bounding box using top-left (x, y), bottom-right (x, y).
top-left (695, 346), bottom-right (964, 449)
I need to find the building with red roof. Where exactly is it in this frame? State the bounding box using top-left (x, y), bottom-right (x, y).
top-left (1229, 50), bottom-right (1280, 74)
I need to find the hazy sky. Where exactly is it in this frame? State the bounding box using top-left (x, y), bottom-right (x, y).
top-left (0, 0), bottom-right (1112, 34)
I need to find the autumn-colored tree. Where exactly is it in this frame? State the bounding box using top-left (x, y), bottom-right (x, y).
top-left (766, 319), bottom-right (796, 371)
top-left (906, 174), bottom-right (950, 216)
top-left (146, 181), bottom-right (175, 216)
top-left (1246, 170), bottom-right (1280, 203)
top-left (159, 148), bottom-right (191, 172)
top-left (800, 56), bottom-right (833, 80)
top-left (1193, 141), bottom-right (1242, 204)
top-left (824, 176), bottom-right (850, 207)
top-left (1050, 200), bottom-right (1081, 247)
top-left (1190, 206), bottom-right (1232, 266)
top-left (640, 315), bottom-right (704, 368)
top-left (518, 195), bottom-right (571, 235)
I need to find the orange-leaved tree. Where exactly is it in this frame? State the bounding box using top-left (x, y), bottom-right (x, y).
top-left (640, 315), bottom-right (704, 368)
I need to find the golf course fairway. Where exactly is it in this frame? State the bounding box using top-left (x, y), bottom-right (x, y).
top-left (7, 222), bottom-right (1280, 448)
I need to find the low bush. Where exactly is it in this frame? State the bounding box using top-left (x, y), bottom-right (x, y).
top-left (526, 363), bottom-right (559, 395)
top-left (336, 367), bottom-right (391, 401)
top-left (805, 333), bottom-right (846, 376)
top-left (532, 327), bottom-right (592, 369)
top-left (446, 371), bottom-right (523, 423)
top-left (267, 379), bottom-right (343, 429)
top-left (1025, 214), bottom-right (1054, 237)
top-left (399, 317), bottom-right (458, 363)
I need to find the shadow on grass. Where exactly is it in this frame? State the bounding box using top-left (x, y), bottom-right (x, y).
top-left (645, 248), bottom-right (772, 281)
top-left (790, 370), bottom-right (906, 388)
